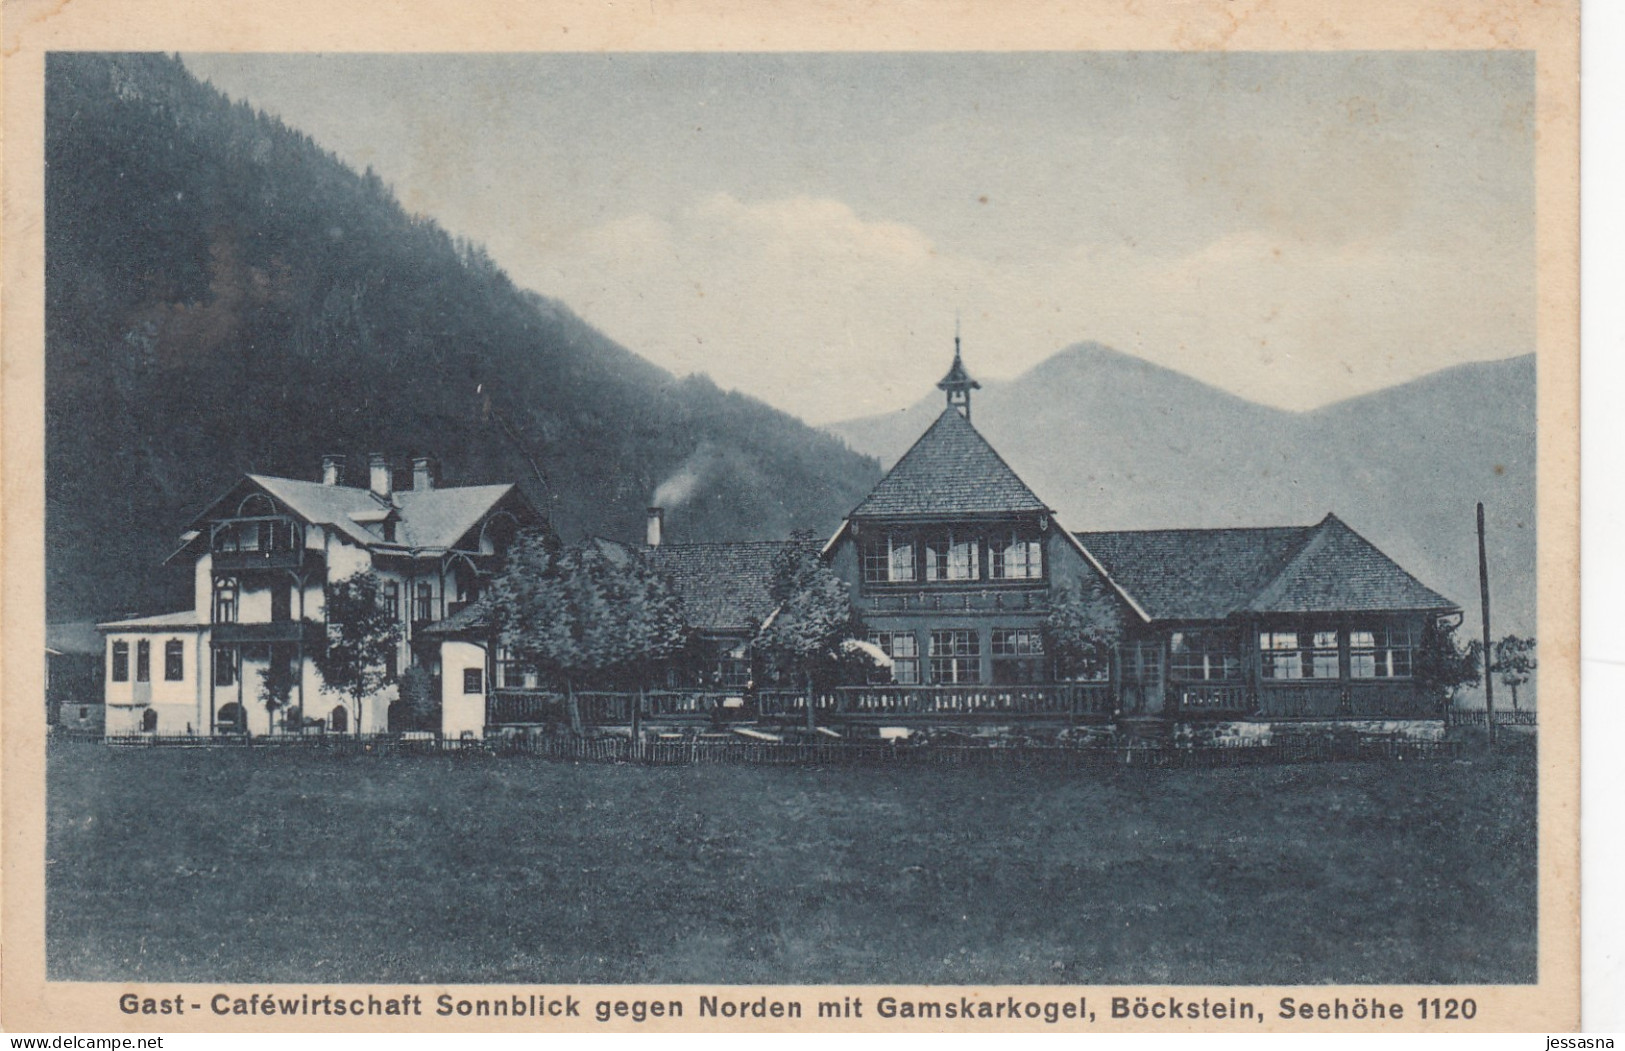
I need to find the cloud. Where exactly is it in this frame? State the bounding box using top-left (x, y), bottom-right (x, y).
top-left (524, 193), bottom-right (1531, 424)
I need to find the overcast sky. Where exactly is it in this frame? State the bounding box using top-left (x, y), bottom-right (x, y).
top-left (182, 51), bottom-right (1534, 425)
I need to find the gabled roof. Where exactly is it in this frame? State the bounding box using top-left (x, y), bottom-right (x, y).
top-left (392, 484), bottom-right (519, 549)
top-left (649, 539), bottom-right (807, 633)
top-left (202, 475), bottom-right (519, 551)
top-left (849, 408), bottom-right (1050, 519)
top-left (1074, 514), bottom-right (1456, 622)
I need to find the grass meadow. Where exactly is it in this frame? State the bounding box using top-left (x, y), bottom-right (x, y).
top-left (46, 741), bottom-right (1537, 985)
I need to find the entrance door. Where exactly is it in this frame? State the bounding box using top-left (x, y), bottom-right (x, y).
top-left (1120, 641), bottom-right (1165, 715)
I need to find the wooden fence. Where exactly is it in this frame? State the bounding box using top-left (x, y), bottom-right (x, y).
top-left (1445, 709), bottom-right (1538, 727)
top-left (64, 728), bottom-right (1461, 767)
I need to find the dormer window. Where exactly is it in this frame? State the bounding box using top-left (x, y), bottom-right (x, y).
top-left (924, 532), bottom-right (979, 582)
top-left (990, 532), bottom-right (1043, 580)
top-left (382, 520), bottom-right (397, 543)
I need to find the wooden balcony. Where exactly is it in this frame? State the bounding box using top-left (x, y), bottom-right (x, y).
top-left (210, 515), bottom-right (305, 572)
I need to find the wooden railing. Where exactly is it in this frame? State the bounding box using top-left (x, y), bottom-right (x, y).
top-left (488, 689), bottom-right (740, 725)
top-left (1171, 683), bottom-right (1251, 715)
top-left (756, 683), bottom-right (1113, 719)
top-left (1256, 682), bottom-right (1438, 719)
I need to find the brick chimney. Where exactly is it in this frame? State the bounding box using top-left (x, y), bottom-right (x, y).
top-left (646, 507), bottom-right (664, 548)
top-left (412, 456), bottom-right (440, 492)
top-left (321, 454), bottom-right (346, 487)
top-left (369, 454), bottom-right (392, 500)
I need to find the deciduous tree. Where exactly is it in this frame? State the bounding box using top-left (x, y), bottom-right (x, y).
top-left (311, 570), bottom-right (401, 734)
top-left (1492, 635), bottom-right (1537, 710)
top-left (753, 536), bottom-right (862, 728)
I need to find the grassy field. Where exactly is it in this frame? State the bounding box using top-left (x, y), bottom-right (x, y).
top-left (46, 741), bottom-right (1537, 985)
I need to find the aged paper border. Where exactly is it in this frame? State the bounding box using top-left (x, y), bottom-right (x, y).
top-left (0, 0), bottom-right (1581, 1033)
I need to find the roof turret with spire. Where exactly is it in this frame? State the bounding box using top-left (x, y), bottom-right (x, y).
top-left (937, 324), bottom-right (981, 419)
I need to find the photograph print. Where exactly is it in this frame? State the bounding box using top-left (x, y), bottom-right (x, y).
top-left (43, 49), bottom-right (1541, 989)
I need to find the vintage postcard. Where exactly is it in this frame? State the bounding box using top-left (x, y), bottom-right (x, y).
top-left (1, 0), bottom-right (1581, 1034)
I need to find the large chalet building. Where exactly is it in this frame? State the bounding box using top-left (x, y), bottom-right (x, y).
top-left (98, 455), bottom-right (540, 736)
top-left (98, 344), bottom-right (1460, 739)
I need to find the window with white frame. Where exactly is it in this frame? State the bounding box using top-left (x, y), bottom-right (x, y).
top-left (991, 628), bottom-right (1045, 684)
top-left (1169, 632), bottom-right (1242, 681)
top-left (869, 631), bottom-right (920, 684)
top-left (111, 641), bottom-right (129, 682)
top-left (990, 534), bottom-right (1043, 580)
top-left (1307, 630), bottom-right (1340, 679)
top-left (861, 535), bottom-right (916, 584)
top-left (924, 534), bottom-right (979, 582)
top-left (1350, 625), bottom-right (1417, 679)
top-left (929, 629), bottom-right (981, 683)
top-left (1259, 631), bottom-right (1303, 680)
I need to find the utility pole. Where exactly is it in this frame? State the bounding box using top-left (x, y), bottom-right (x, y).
top-left (1477, 502), bottom-right (1496, 744)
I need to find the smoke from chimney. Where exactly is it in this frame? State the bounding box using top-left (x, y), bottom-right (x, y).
top-left (646, 507), bottom-right (664, 548)
top-left (651, 443), bottom-right (722, 512)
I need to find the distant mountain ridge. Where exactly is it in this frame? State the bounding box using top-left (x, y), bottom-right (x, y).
top-left (829, 344), bottom-right (1537, 638)
top-left (45, 53), bottom-right (881, 621)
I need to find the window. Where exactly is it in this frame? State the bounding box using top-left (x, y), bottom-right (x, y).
top-left (990, 534), bottom-right (1043, 580)
top-left (382, 520), bottom-right (397, 543)
top-left (135, 640), bottom-right (150, 682)
top-left (381, 580), bottom-right (400, 619)
top-left (862, 535), bottom-right (916, 584)
top-left (869, 631), bottom-right (920, 684)
top-left (1350, 625), bottom-right (1417, 679)
top-left (213, 578), bottom-right (238, 624)
top-left (497, 647), bottom-right (539, 689)
top-left (991, 628), bottom-right (1045, 684)
top-left (414, 581), bottom-right (435, 622)
top-left (929, 629), bottom-right (981, 684)
top-left (925, 534), bottom-right (979, 582)
top-left (463, 668), bottom-right (484, 694)
top-left (1259, 631), bottom-right (1302, 680)
top-left (213, 648), bottom-right (236, 686)
top-left (111, 641), bottom-right (129, 682)
top-left (164, 640), bottom-right (184, 682)
top-left (1308, 630), bottom-right (1340, 679)
top-left (1169, 632), bottom-right (1242, 681)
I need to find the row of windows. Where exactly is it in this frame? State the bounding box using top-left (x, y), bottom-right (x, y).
top-left (212, 578), bottom-right (447, 624)
top-left (1167, 627), bottom-right (1419, 682)
top-left (111, 639), bottom-right (185, 683)
top-left (869, 628), bottom-right (1046, 686)
top-left (861, 532), bottom-right (1044, 585)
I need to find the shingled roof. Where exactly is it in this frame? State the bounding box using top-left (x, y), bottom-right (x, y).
top-left (849, 408), bottom-right (1050, 518)
top-left (1243, 514), bottom-right (1458, 614)
top-left (1075, 514), bottom-right (1456, 622)
top-left (649, 540), bottom-right (806, 633)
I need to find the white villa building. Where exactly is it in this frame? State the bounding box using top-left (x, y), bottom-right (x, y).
top-left (98, 454), bottom-right (539, 737)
